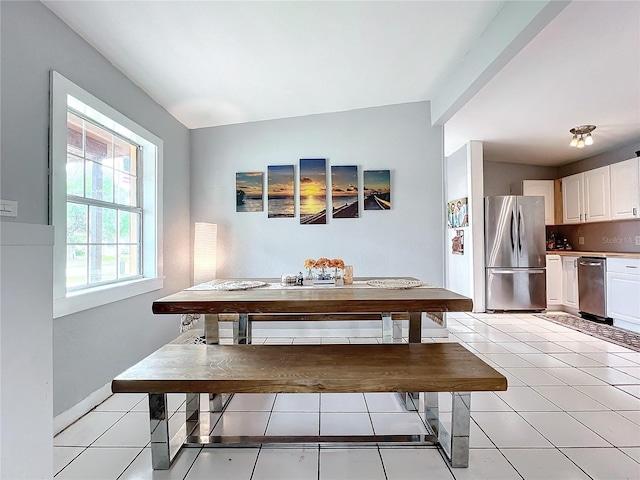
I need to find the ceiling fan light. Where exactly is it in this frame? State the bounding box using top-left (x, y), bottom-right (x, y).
top-left (585, 133), bottom-right (594, 146)
top-left (577, 135), bottom-right (585, 148)
top-left (570, 134), bottom-right (578, 147)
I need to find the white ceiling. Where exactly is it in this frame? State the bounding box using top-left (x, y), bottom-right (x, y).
top-left (445, 0), bottom-right (640, 165)
top-left (43, 1), bottom-right (640, 167)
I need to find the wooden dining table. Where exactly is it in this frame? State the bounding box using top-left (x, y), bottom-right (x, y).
top-left (152, 277), bottom-right (473, 410)
top-left (152, 277), bottom-right (473, 344)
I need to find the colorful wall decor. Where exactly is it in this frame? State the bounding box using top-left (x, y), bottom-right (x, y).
top-left (267, 165), bottom-right (295, 218)
top-left (236, 172), bottom-right (263, 212)
top-left (331, 165), bottom-right (359, 218)
top-left (447, 197), bottom-right (468, 228)
top-left (452, 229), bottom-right (464, 255)
top-left (363, 170), bottom-right (391, 210)
top-left (299, 158), bottom-right (327, 224)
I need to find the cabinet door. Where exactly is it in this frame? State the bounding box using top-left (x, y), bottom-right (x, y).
top-left (523, 180), bottom-right (555, 225)
top-left (584, 166), bottom-right (611, 222)
top-left (610, 158), bottom-right (640, 220)
top-left (562, 256), bottom-right (578, 308)
top-left (606, 273), bottom-right (640, 325)
top-left (546, 255), bottom-right (562, 305)
top-left (562, 173), bottom-right (583, 224)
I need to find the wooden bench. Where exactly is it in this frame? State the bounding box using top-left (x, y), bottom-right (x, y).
top-left (112, 343), bottom-right (507, 470)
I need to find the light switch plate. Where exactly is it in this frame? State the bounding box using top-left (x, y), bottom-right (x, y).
top-left (579, 236), bottom-right (585, 245)
top-left (0, 199), bottom-right (17, 217)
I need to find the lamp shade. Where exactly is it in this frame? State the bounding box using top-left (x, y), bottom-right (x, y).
top-left (194, 223), bottom-right (217, 284)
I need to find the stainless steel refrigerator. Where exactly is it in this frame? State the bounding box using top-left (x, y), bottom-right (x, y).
top-left (485, 196), bottom-right (547, 311)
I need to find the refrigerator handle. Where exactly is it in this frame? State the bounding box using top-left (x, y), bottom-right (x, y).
top-left (510, 211), bottom-right (516, 253)
top-left (518, 205), bottom-right (524, 256)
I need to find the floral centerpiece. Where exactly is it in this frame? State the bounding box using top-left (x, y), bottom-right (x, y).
top-left (303, 258), bottom-right (315, 281)
top-left (302, 257), bottom-right (345, 285)
top-left (314, 257), bottom-right (331, 280)
top-left (329, 258), bottom-right (345, 281)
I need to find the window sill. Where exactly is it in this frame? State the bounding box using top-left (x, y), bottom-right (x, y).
top-left (53, 277), bottom-right (163, 318)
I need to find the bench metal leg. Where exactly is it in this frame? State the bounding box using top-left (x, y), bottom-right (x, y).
top-left (422, 392), bottom-right (471, 468)
top-left (450, 392), bottom-right (471, 467)
top-left (186, 393), bottom-right (200, 434)
top-left (149, 393), bottom-right (171, 469)
top-left (401, 392), bottom-right (419, 411)
top-left (149, 393), bottom-right (204, 470)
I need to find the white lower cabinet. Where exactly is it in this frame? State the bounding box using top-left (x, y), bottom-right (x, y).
top-left (546, 255), bottom-right (562, 306)
top-left (562, 256), bottom-right (579, 308)
top-left (607, 258), bottom-right (640, 330)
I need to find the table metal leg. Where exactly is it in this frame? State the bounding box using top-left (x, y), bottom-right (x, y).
top-left (204, 314), bottom-right (220, 345)
top-left (238, 314), bottom-right (251, 344)
top-left (398, 311), bottom-right (422, 410)
top-left (382, 312), bottom-right (404, 343)
top-left (382, 312), bottom-right (392, 342)
top-left (408, 311), bottom-right (422, 343)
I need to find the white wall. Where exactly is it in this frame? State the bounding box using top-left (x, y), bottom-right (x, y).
top-left (444, 141), bottom-right (484, 311)
top-left (191, 102), bottom-right (445, 284)
top-left (0, 1), bottom-right (191, 416)
top-left (1, 223), bottom-right (54, 480)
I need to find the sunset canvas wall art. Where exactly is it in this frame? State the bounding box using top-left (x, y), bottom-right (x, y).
top-left (236, 172), bottom-right (263, 212)
top-left (299, 158), bottom-right (327, 224)
top-left (331, 165), bottom-right (359, 218)
top-left (268, 165), bottom-right (295, 218)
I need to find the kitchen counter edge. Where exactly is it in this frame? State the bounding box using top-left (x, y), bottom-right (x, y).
top-left (546, 251), bottom-right (640, 259)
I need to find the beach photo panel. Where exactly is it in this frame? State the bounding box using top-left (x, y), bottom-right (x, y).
top-left (299, 158), bottom-right (327, 224)
top-left (236, 172), bottom-right (263, 212)
top-left (267, 165), bottom-right (295, 218)
top-left (331, 165), bottom-right (359, 218)
top-left (363, 169), bottom-right (391, 210)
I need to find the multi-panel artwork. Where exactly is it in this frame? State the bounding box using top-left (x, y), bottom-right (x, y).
top-left (299, 158), bottom-right (327, 224)
top-left (331, 165), bottom-right (359, 218)
top-left (363, 170), bottom-right (391, 210)
top-left (267, 165), bottom-right (295, 218)
top-left (236, 172), bottom-right (263, 212)
top-left (236, 161), bottom-right (390, 221)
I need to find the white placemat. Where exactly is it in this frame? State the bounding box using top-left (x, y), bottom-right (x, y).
top-left (187, 280), bottom-right (268, 291)
top-left (366, 279), bottom-right (423, 289)
top-left (187, 280), bottom-right (438, 291)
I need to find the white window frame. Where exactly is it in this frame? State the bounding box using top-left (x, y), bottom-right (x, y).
top-left (50, 71), bottom-right (163, 318)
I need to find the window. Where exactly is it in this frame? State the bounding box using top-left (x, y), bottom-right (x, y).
top-left (50, 72), bottom-right (163, 318)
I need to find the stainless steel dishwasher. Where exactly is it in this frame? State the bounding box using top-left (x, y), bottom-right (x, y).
top-left (578, 257), bottom-right (612, 323)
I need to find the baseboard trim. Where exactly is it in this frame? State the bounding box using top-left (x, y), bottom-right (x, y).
top-left (53, 381), bottom-right (112, 435)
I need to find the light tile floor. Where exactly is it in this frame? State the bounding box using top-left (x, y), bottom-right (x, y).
top-left (54, 312), bottom-right (640, 479)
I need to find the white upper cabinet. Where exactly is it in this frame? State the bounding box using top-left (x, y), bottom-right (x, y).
top-left (562, 173), bottom-right (584, 224)
top-left (610, 157), bottom-right (640, 220)
top-left (523, 180), bottom-right (555, 225)
top-left (562, 166), bottom-right (612, 224)
top-left (583, 166), bottom-right (611, 222)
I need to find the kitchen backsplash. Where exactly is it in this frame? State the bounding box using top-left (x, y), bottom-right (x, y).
top-left (547, 220), bottom-right (640, 253)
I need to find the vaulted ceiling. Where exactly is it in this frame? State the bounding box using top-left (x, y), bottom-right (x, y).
top-left (43, 1), bottom-right (640, 166)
